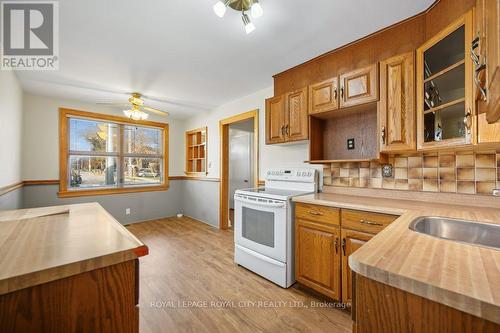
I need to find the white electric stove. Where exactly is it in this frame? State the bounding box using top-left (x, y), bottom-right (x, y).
top-left (234, 168), bottom-right (318, 288)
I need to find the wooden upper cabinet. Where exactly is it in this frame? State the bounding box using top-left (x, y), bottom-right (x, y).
top-left (379, 52), bottom-right (416, 152)
top-left (416, 11), bottom-right (474, 150)
top-left (341, 229), bottom-right (373, 305)
top-left (285, 87), bottom-right (309, 142)
top-left (295, 219), bottom-right (341, 300)
top-left (339, 64), bottom-right (379, 108)
top-left (266, 87), bottom-right (309, 145)
top-left (481, 0), bottom-right (500, 123)
top-left (309, 78), bottom-right (339, 114)
top-left (265, 95), bottom-right (286, 144)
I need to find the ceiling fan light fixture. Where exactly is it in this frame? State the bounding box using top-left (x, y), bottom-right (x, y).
top-left (213, 0), bottom-right (231, 18)
top-left (123, 107), bottom-right (149, 121)
top-left (242, 12), bottom-right (256, 34)
top-left (251, 1), bottom-right (263, 18)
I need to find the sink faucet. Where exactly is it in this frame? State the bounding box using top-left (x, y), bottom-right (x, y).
top-left (493, 189), bottom-right (500, 196)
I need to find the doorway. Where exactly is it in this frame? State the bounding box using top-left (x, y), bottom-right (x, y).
top-left (219, 110), bottom-right (259, 230)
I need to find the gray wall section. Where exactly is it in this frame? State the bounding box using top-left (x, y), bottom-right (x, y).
top-left (1, 179), bottom-right (220, 227)
top-left (181, 180), bottom-right (219, 228)
top-left (22, 181), bottom-right (184, 225)
top-left (0, 187), bottom-right (23, 211)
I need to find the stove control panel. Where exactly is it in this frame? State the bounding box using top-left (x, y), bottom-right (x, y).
top-left (265, 168), bottom-right (317, 183)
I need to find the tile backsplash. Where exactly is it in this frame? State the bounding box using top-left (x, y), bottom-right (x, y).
top-left (323, 152), bottom-right (500, 195)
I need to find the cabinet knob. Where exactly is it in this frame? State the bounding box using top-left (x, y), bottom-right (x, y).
top-left (341, 238), bottom-right (346, 256)
top-left (334, 237), bottom-right (339, 254)
top-left (381, 126), bottom-right (386, 144)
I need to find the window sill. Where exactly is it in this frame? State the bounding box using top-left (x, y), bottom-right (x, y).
top-left (57, 184), bottom-right (169, 198)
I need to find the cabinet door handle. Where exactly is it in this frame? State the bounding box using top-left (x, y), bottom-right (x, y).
top-left (381, 126), bottom-right (386, 144)
top-left (341, 238), bottom-right (346, 256)
top-left (463, 110), bottom-right (472, 133)
top-left (340, 86), bottom-right (345, 100)
top-left (285, 124), bottom-right (289, 136)
top-left (475, 62), bottom-right (487, 101)
top-left (334, 237), bottom-right (339, 254)
top-left (360, 219), bottom-right (383, 227)
top-left (308, 210), bottom-right (324, 216)
top-left (334, 88), bottom-right (338, 100)
top-left (470, 35), bottom-right (480, 66)
top-left (280, 125), bottom-right (285, 136)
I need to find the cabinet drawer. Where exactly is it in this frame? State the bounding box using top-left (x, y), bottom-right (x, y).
top-left (295, 203), bottom-right (340, 226)
top-left (341, 209), bottom-right (398, 234)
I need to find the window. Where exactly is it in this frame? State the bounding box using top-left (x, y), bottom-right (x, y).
top-left (59, 108), bottom-right (168, 197)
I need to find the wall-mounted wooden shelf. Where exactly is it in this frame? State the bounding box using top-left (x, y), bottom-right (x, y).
top-left (185, 127), bottom-right (208, 175)
top-left (309, 103), bottom-right (383, 163)
top-left (306, 159), bottom-right (375, 164)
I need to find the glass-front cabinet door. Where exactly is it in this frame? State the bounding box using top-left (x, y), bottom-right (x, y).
top-left (416, 11), bottom-right (474, 150)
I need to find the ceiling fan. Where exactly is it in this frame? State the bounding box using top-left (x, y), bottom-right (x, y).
top-left (97, 92), bottom-right (169, 120)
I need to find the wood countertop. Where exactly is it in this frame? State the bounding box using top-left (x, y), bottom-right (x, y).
top-left (0, 202), bottom-right (148, 295)
top-left (293, 192), bottom-right (500, 324)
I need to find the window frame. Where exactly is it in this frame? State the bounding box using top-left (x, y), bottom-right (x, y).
top-left (58, 108), bottom-right (169, 198)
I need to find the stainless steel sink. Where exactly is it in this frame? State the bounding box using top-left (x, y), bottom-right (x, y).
top-left (409, 216), bottom-right (500, 250)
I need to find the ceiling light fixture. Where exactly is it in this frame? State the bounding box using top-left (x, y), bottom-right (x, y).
top-left (123, 105), bottom-right (149, 121)
top-left (251, 1), bottom-right (263, 18)
top-left (213, 0), bottom-right (263, 34)
top-left (242, 13), bottom-right (256, 34)
top-left (213, 0), bottom-right (232, 18)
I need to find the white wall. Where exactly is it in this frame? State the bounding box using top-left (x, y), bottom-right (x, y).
top-left (22, 93), bottom-right (185, 180)
top-left (0, 71), bottom-right (23, 187)
top-left (183, 86), bottom-right (321, 180)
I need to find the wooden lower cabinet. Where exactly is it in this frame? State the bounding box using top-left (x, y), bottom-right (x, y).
top-left (341, 229), bottom-right (373, 305)
top-left (0, 260), bottom-right (139, 333)
top-left (353, 274), bottom-right (500, 333)
top-left (295, 203), bottom-right (398, 305)
top-left (295, 219), bottom-right (341, 300)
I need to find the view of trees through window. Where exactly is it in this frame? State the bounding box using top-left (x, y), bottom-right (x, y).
top-left (68, 118), bottom-right (163, 190)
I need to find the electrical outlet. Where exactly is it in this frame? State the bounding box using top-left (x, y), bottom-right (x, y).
top-left (125, 208), bottom-right (131, 215)
top-left (382, 164), bottom-right (393, 178)
top-left (347, 138), bottom-right (355, 150)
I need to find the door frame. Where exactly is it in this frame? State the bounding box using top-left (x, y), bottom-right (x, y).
top-left (219, 109), bottom-right (259, 230)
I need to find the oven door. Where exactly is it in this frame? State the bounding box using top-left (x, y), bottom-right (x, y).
top-left (234, 194), bottom-right (287, 262)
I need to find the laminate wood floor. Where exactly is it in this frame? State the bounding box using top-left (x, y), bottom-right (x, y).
top-left (127, 216), bottom-right (352, 333)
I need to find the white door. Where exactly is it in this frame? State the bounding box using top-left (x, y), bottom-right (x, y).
top-left (234, 194), bottom-right (287, 262)
top-left (229, 131), bottom-right (253, 209)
